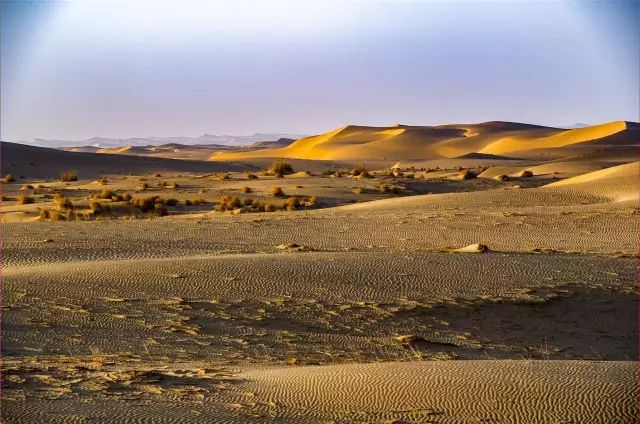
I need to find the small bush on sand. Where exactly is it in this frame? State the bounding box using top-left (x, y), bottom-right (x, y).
top-left (39, 208), bottom-right (50, 220)
top-left (139, 182), bottom-right (149, 190)
top-left (16, 194), bottom-right (35, 204)
top-left (89, 200), bottom-right (107, 215)
top-left (246, 172), bottom-right (258, 180)
top-left (3, 173), bottom-right (15, 183)
top-left (155, 203), bottom-right (169, 217)
top-left (269, 159), bottom-right (294, 176)
top-left (216, 173), bottom-right (230, 180)
top-left (306, 196), bottom-right (318, 205)
top-left (154, 173), bottom-right (162, 177)
top-left (350, 166), bottom-right (371, 178)
top-left (241, 186), bottom-right (252, 193)
top-left (215, 195), bottom-right (242, 211)
top-left (97, 189), bottom-right (113, 199)
top-left (131, 196), bottom-right (159, 213)
top-left (53, 194), bottom-right (74, 209)
top-left (352, 187), bottom-right (364, 194)
top-left (271, 186), bottom-right (284, 197)
top-left (518, 170), bottom-right (533, 178)
top-left (285, 197), bottom-right (300, 211)
top-left (165, 198), bottom-right (179, 206)
top-left (60, 170), bottom-right (78, 182)
top-left (98, 177), bottom-right (108, 185)
top-left (458, 169), bottom-right (477, 180)
top-left (169, 182), bottom-right (179, 189)
top-left (378, 183), bottom-right (390, 193)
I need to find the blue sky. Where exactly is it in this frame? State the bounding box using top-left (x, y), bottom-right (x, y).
top-left (1, 0), bottom-right (638, 141)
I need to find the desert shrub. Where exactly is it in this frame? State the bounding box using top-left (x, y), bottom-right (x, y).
top-left (285, 197), bottom-right (300, 211)
top-left (49, 209), bottom-right (66, 221)
top-left (216, 173), bottom-right (230, 180)
top-left (271, 186), bottom-right (284, 197)
top-left (154, 173), bottom-right (162, 177)
top-left (39, 208), bottom-right (50, 220)
top-left (241, 186), bottom-right (252, 193)
top-left (263, 203), bottom-right (276, 212)
top-left (169, 182), bottom-right (179, 189)
top-left (494, 174), bottom-right (509, 181)
top-left (246, 172), bottom-right (258, 180)
top-left (131, 196), bottom-right (159, 213)
top-left (155, 203), bottom-right (169, 216)
top-left (98, 177), bottom-right (108, 185)
top-left (352, 187), bottom-right (364, 194)
top-left (216, 195), bottom-right (242, 211)
top-left (119, 193), bottom-right (132, 202)
top-left (21, 184), bottom-right (34, 190)
top-left (165, 198), bottom-right (179, 206)
top-left (350, 166), bottom-right (370, 178)
top-left (2, 173), bottom-right (15, 183)
top-left (243, 198), bottom-right (254, 206)
top-left (60, 170), bottom-right (78, 182)
top-left (97, 189), bottom-right (113, 199)
top-left (53, 194), bottom-right (74, 209)
top-left (16, 194), bottom-right (35, 204)
top-left (519, 170), bottom-right (533, 178)
top-left (1, 195), bottom-right (7, 201)
top-left (458, 169), bottom-right (477, 180)
top-left (139, 182), bottom-right (149, 190)
top-left (378, 183), bottom-right (390, 193)
top-left (89, 200), bottom-right (106, 215)
top-left (391, 186), bottom-right (402, 194)
top-left (269, 159), bottom-right (294, 176)
top-left (306, 196), bottom-right (318, 205)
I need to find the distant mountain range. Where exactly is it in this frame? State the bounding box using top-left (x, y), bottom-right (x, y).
top-left (16, 133), bottom-right (307, 149)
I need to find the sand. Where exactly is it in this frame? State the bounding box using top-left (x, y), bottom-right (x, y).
top-left (2, 123), bottom-right (639, 422)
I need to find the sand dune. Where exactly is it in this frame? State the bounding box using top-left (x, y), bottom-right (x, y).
top-left (211, 120), bottom-right (639, 162)
top-left (0, 141), bottom-right (250, 179)
top-left (543, 161), bottom-right (640, 201)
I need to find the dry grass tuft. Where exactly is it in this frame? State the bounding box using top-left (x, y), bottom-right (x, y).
top-left (352, 187), bottom-right (364, 194)
top-left (269, 159), bottom-right (294, 177)
top-left (2, 173), bottom-right (15, 183)
top-left (16, 194), bottom-right (35, 205)
top-left (271, 186), bottom-right (285, 197)
top-left (241, 186), bottom-right (252, 193)
top-left (458, 169), bottom-right (477, 180)
top-left (60, 170), bottom-right (79, 182)
top-left (216, 195), bottom-right (242, 211)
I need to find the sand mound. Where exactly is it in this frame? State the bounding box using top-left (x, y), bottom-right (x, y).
top-left (454, 243), bottom-right (489, 253)
top-left (239, 360), bottom-right (636, 422)
top-left (543, 161), bottom-right (640, 201)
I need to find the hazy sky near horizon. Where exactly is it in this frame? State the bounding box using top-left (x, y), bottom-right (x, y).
top-left (1, 0), bottom-right (638, 141)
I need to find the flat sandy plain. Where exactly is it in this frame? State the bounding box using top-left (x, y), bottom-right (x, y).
top-left (1, 121), bottom-right (639, 423)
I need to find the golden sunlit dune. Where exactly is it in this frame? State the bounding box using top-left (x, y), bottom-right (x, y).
top-left (210, 120), bottom-right (637, 162)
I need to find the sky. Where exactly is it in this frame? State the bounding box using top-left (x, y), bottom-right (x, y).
top-left (1, 0), bottom-right (639, 142)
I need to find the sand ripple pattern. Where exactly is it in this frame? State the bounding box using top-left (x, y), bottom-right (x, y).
top-left (240, 360), bottom-right (638, 423)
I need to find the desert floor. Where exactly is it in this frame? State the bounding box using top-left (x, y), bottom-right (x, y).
top-left (1, 152), bottom-right (638, 423)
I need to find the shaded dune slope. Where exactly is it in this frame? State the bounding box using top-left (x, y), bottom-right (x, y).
top-left (0, 142), bottom-right (250, 179)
